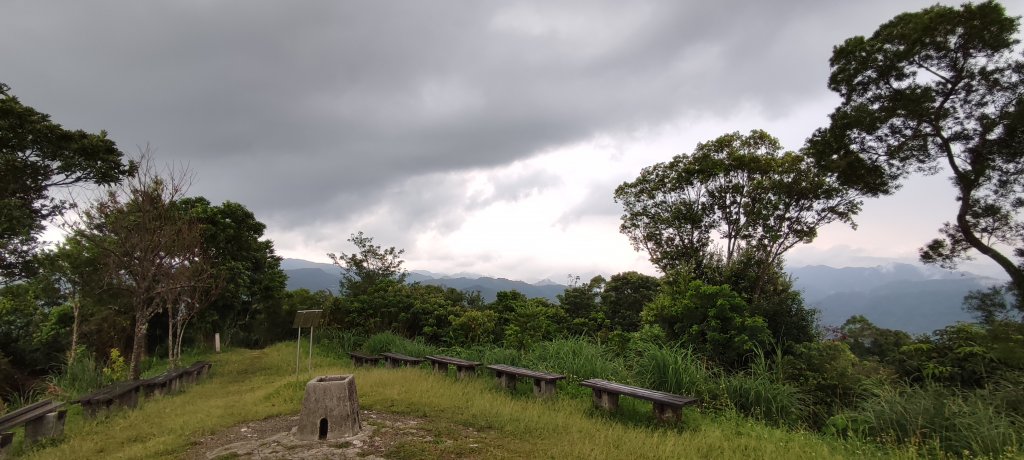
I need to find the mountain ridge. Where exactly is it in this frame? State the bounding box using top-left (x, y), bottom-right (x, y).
top-left (281, 258), bottom-right (998, 334)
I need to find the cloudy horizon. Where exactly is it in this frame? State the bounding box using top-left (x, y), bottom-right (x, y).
top-left (5, 0), bottom-right (1018, 282)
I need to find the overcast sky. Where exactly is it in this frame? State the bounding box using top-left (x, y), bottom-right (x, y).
top-left (3, 1), bottom-right (1020, 281)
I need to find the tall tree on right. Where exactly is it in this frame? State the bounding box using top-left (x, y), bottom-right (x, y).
top-left (805, 1), bottom-right (1024, 304)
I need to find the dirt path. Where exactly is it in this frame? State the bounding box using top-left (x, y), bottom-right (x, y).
top-left (186, 409), bottom-right (490, 459)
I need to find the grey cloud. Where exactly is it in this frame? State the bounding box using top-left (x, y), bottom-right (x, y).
top-left (1, 0), bottom-right (984, 239)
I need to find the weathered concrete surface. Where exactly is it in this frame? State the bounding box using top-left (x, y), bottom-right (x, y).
top-left (295, 375), bottom-right (361, 441)
top-left (24, 410), bottom-right (66, 445)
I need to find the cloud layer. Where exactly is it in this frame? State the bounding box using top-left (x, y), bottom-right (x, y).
top-left (4, 0), bottom-right (1013, 279)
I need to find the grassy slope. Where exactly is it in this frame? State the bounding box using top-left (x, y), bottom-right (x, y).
top-left (21, 343), bottom-right (913, 459)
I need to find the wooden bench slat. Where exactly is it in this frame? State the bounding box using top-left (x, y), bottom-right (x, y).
top-left (380, 352), bottom-right (423, 363)
top-left (486, 364), bottom-right (565, 381)
top-left (0, 401), bottom-right (63, 432)
top-left (580, 379), bottom-right (697, 407)
top-left (425, 355), bottom-right (481, 367)
top-left (348, 351), bottom-right (382, 360)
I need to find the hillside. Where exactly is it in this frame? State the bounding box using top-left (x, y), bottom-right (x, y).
top-left (20, 343), bottom-right (902, 459)
top-left (282, 259), bottom-right (1000, 334)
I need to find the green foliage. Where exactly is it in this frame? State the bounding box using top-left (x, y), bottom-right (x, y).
top-left (806, 0), bottom-right (1024, 296)
top-left (642, 275), bottom-right (771, 367)
top-left (328, 231), bottom-right (407, 297)
top-left (601, 271), bottom-right (660, 332)
top-left (783, 341), bottom-right (893, 425)
top-left (503, 298), bottom-right (564, 350)
top-left (448, 309), bottom-right (500, 346)
top-left (615, 129), bottom-right (859, 274)
top-left (723, 373), bottom-right (808, 427)
top-left (557, 275), bottom-right (608, 336)
top-left (101, 348), bottom-right (128, 383)
top-left (0, 82), bottom-right (133, 281)
top-left (630, 342), bottom-right (721, 404)
top-left (524, 337), bottom-right (628, 385)
top-left (835, 383), bottom-right (1024, 457)
top-left (178, 197), bottom-right (288, 348)
top-left (360, 331), bottom-right (438, 357)
top-left (45, 348), bottom-right (104, 401)
top-left (839, 315), bottom-right (912, 365)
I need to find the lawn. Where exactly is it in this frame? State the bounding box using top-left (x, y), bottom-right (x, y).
top-left (17, 343), bottom-right (913, 459)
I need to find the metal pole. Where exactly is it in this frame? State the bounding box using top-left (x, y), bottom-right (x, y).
top-left (296, 327), bottom-right (301, 376)
top-left (308, 325), bottom-right (313, 373)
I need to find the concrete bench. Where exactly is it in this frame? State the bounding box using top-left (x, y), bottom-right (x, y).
top-left (0, 399), bottom-right (67, 456)
top-left (579, 379), bottom-right (698, 422)
top-left (348, 351), bottom-right (384, 367)
top-left (182, 360), bottom-right (213, 384)
top-left (75, 380), bottom-right (143, 418)
top-left (486, 364), bottom-right (566, 397)
top-left (141, 368), bottom-right (186, 396)
top-left (380, 352), bottom-right (424, 368)
top-left (425, 355), bottom-right (481, 379)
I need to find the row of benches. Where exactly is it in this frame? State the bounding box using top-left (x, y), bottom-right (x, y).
top-left (349, 351), bottom-right (698, 422)
top-left (0, 360), bottom-right (212, 458)
top-left (75, 361), bottom-right (213, 419)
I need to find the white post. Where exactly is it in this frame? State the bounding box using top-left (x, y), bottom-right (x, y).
top-left (214, 333), bottom-right (221, 353)
top-left (308, 325), bottom-right (313, 373)
top-left (296, 327), bottom-right (302, 376)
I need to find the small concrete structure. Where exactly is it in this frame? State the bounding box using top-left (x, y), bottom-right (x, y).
top-left (295, 375), bottom-right (361, 441)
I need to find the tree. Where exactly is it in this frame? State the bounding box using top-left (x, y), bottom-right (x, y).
top-left (805, 1), bottom-right (1024, 302)
top-left (641, 273), bottom-right (771, 367)
top-left (601, 271), bottom-right (661, 332)
top-left (178, 197), bottom-right (286, 347)
top-left (36, 237), bottom-right (105, 363)
top-left (328, 232), bottom-right (407, 297)
top-left (69, 155), bottom-right (208, 379)
top-left (0, 83), bottom-right (133, 281)
top-left (615, 130), bottom-right (860, 274)
top-left (557, 275), bottom-right (608, 336)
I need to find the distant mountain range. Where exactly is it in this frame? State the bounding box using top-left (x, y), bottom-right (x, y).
top-left (281, 258), bottom-right (1001, 335)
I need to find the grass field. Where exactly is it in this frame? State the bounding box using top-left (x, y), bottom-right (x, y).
top-left (14, 343), bottom-right (924, 459)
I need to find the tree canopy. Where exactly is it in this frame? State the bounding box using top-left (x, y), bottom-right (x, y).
top-left (0, 83), bottom-right (133, 281)
top-left (615, 129), bottom-right (860, 274)
top-left (805, 0), bottom-right (1024, 301)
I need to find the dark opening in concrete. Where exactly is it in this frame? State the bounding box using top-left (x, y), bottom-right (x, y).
top-left (318, 418), bottom-right (329, 440)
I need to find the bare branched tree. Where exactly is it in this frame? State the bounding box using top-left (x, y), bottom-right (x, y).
top-left (67, 151), bottom-right (207, 379)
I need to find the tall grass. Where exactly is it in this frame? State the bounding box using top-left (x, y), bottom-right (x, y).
top-left (44, 351), bottom-right (105, 401)
top-left (836, 383), bottom-right (1023, 457)
top-left (630, 342), bottom-right (721, 404)
top-left (360, 331), bottom-right (439, 357)
top-left (723, 374), bottom-right (808, 427)
top-left (524, 337), bottom-right (629, 384)
top-left (316, 328), bottom-right (366, 359)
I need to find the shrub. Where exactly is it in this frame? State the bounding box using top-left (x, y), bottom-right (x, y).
top-left (101, 348), bottom-right (128, 383)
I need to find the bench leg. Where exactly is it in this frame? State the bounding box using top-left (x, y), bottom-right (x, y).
top-left (385, 359), bottom-right (397, 368)
top-left (352, 358), bottom-right (364, 367)
top-left (456, 366), bottom-right (474, 380)
top-left (533, 379), bottom-right (557, 397)
top-left (592, 390), bottom-right (619, 411)
top-left (652, 403), bottom-right (681, 422)
top-left (24, 410), bottom-right (66, 445)
top-left (1, 431), bottom-right (14, 459)
top-left (432, 362), bottom-right (447, 374)
top-left (496, 373), bottom-right (517, 390)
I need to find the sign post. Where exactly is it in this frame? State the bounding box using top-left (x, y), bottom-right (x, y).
top-left (292, 309), bottom-right (323, 377)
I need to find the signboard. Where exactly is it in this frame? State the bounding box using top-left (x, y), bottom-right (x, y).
top-left (293, 309), bottom-right (324, 376)
top-left (293, 309), bottom-right (323, 328)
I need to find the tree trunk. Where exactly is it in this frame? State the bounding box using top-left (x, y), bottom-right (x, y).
top-left (68, 296), bottom-right (80, 364)
top-left (129, 311), bottom-right (149, 380)
top-left (167, 303), bottom-right (176, 368)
